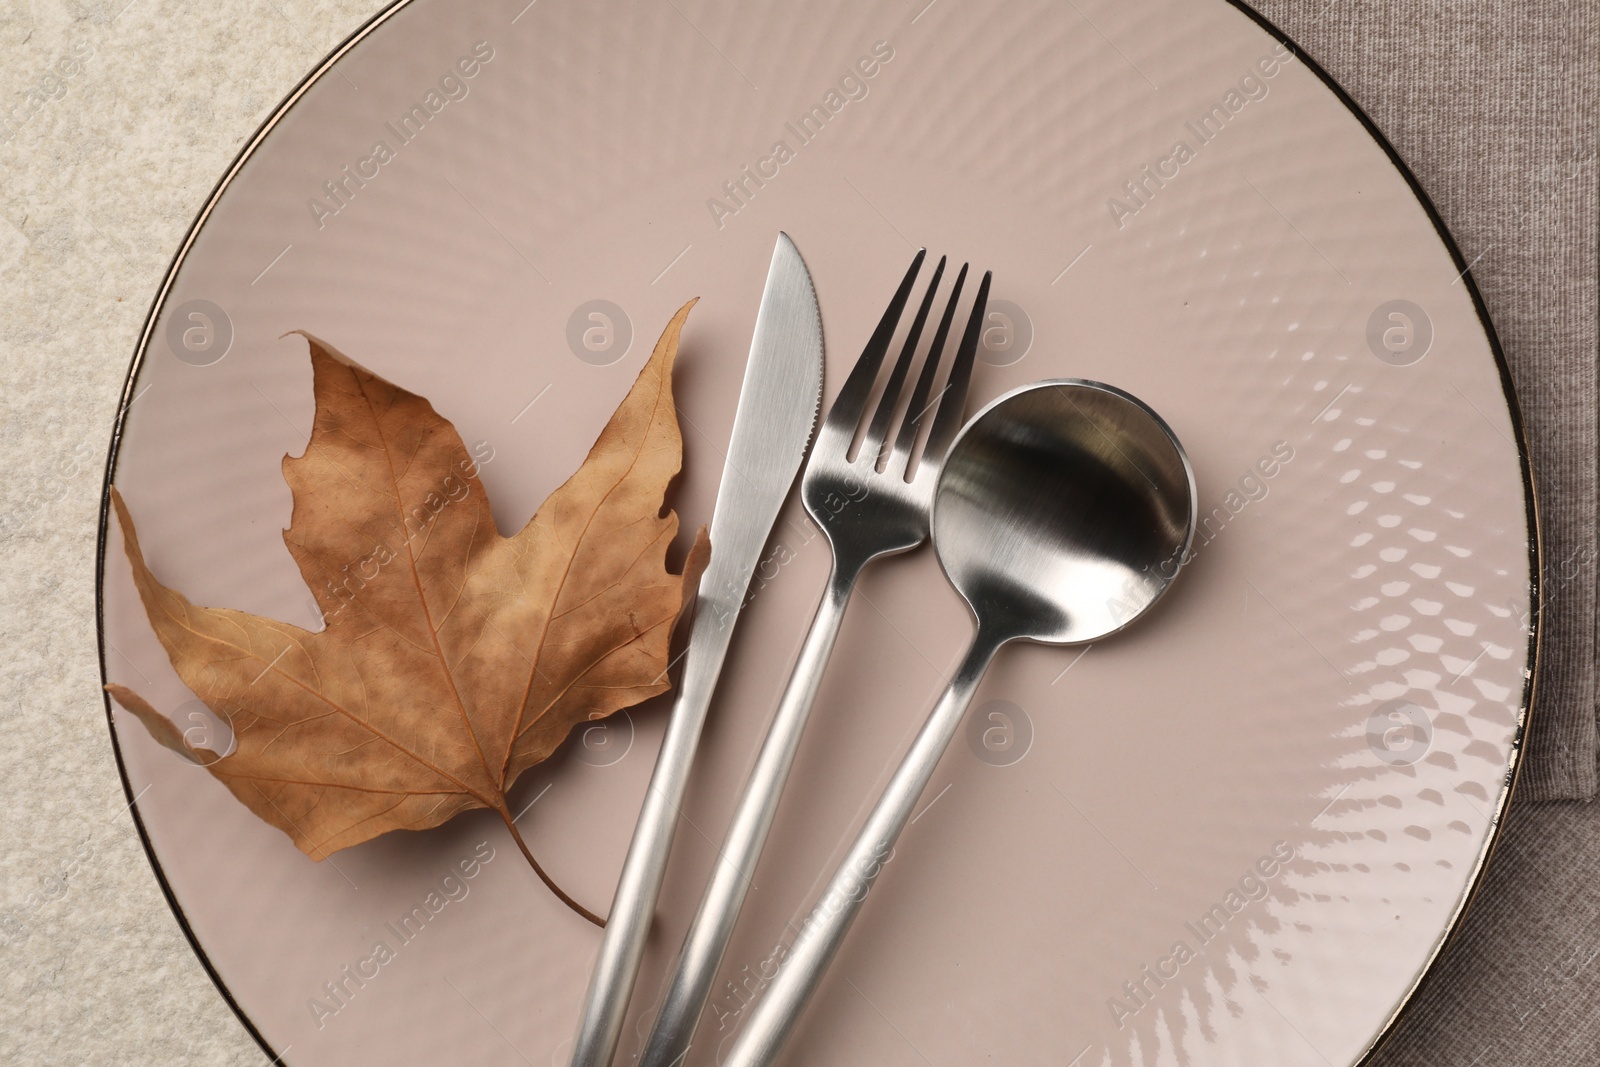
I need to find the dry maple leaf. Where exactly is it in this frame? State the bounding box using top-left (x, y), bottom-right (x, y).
top-left (107, 300), bottom-right (709, 926)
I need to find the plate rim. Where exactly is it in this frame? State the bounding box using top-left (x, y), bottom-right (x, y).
top-left (90, 1), bottom-right (1543, 1063)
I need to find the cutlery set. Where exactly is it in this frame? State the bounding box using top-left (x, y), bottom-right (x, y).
top-left (571, 233), bottom-right (1198, 1067)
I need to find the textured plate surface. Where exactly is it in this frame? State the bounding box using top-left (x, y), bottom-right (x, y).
top-left (97, 1), bottom-right (1535, 1064)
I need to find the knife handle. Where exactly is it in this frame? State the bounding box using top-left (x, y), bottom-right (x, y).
top-left (568, 589), bottom-right (734, 1067)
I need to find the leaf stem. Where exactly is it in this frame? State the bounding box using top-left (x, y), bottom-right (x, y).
top-left (499, 808), bottom-right (606, 927)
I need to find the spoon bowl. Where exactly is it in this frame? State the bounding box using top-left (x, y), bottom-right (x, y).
top-left (724, 378), bottom-right (1197, 1067)
top-left (935, 379), bottom-right (1197, 645)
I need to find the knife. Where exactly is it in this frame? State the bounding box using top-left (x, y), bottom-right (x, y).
top-left (567, 232), bottom-right (824, 1067)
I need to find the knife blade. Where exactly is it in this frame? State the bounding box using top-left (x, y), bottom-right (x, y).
top-left (568, 232), bottom-right (824, 1067)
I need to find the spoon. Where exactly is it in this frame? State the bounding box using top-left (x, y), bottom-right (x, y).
top-left (721, 378), bottom-right (1197, 1067)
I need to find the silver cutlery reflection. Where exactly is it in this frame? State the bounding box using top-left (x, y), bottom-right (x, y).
top-left (722, 379), bottom-right (1198, 1066)
top-left (568, 233), bottom-right (824, 1067)
top-left (640, 250), bottom-right (991, 1067)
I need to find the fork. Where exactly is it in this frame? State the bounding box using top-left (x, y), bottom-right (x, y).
top-left (638, 250), bottom-right (992, 1067)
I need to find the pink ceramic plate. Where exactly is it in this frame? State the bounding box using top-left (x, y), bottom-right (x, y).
top-left (98, 1), bottom-right (1536, 1064)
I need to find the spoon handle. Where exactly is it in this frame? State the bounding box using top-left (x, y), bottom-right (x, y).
top-left (722, 628), bottom-right (1004, 1067)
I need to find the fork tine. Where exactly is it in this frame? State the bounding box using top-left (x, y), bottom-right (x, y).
top-left (824, 249), bottom-right (926, 434)
top-left (922, 269), bottom-right (992, 466)
top-left (890, 262), bottom-right (969, 468)
top-left (860, 256), bottom-right (946, 466)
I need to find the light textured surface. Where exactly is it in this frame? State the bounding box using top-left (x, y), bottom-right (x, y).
top-left (0, 2), bottom-right (1592, 1067)
top-left (0, 4), bottom-right (386, 1064)
top-left (1242, 3), bottom-right (1599, 1064)
top-left (1252, 0), bottom-right (1599, 805)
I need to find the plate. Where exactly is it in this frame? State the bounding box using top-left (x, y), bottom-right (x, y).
top-left (97, 0), bottom-right (1536, 1064)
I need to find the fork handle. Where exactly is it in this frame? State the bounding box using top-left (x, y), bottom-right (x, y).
top-left (722, 626), bottom-right (1004, 1067)
top-left (641, 562), bottom-right (860, 1067)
